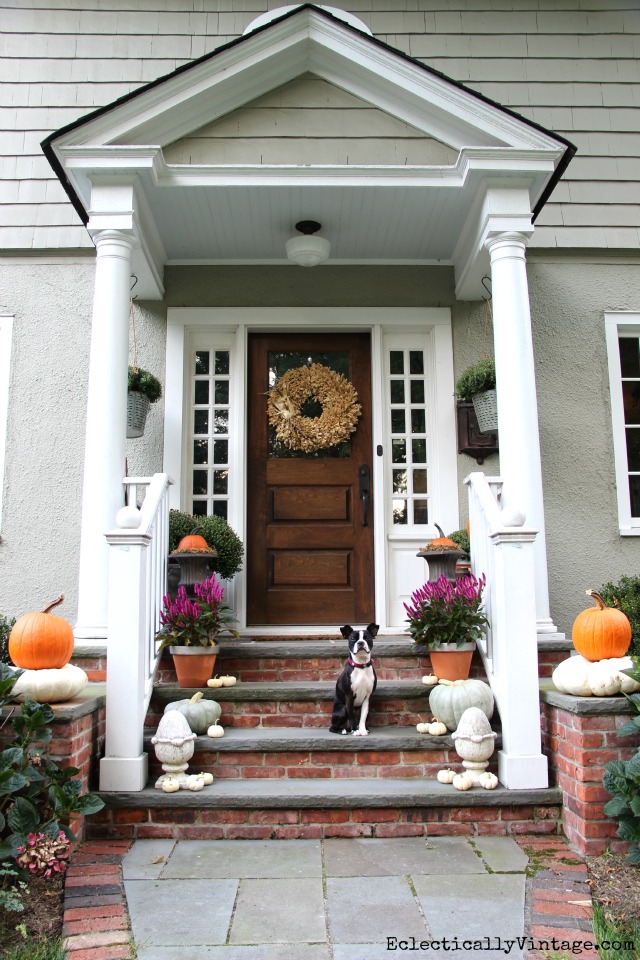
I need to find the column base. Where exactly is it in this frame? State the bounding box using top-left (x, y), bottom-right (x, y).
top-left (498, 750), bottom-right (548, 790)
top-left (536, 617), bottom-right (564, 637)
top-left (100, 754), bottom-right (149, 792)
top-left (74, 624), bottom-right (108, 642)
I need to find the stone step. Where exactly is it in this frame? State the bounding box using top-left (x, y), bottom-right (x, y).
top-left (147, 679), bottom-right (434, 729)
top-left (91, 779), bottom-right (563, 841)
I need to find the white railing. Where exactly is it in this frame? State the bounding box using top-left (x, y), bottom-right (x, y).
top-left (465, 472), bottom-right (549, 790)
top-left (99, 473), bottom-right (172, 792)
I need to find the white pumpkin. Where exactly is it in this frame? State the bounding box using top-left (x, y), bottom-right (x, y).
top-left (452, 772), bottom-right (474, 791)
top-left (416, 722), bottom-right (430, 734)
top-left (220, 675), bottom-right (237, 686)
top-left (161, 778), bottom-right (180, 793)
top-left (421, 675), bottom-right (438, 686)
top-left (437, 768), bottom-right (456, 784)
top-left (197, 771), bottom-right (214, 785)
top-left (427, 720), bottom-right (448, 736)
top-left (12, 663), bottom-right (88, 703)
top-left (552, 654), bottom-right (640, 697)
top-left (428, 678), bottom-right (494, 731)
top-left (207, 723), bottom-right (225, 738)
top-left (478, 772), bottom-right (499, 790)
top-left (207, 677), bottom-right (224, 688)
top-left (186, 775), bottom-right (204, 791)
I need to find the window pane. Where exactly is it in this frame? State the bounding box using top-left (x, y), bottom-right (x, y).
top-left (192, 501), bottom-right (207, 516)
top-left (413, 469), bottom-right (427, 494)
top-left (193, 470), bottom-right (208, 495)
top-left (390, 380), bottom-right (405, 403)
top-left (393, 500), bottom-right (407, 524)
top-left (193, 439), bottom-right (208, 464)
top-left (630, 475), bottom-right (640, 518)
top-left (411, 409), bottom-right (426, 433)
top-left (414, 499), bottom-right (429, 525)
top-left (409, 351), bottom-right (424, 375)
top-left (214, 351), bottom-right (230, 375)
top-left (213, 470), bottom-right (228, 495)
top-left (392, 439), bottom-right (406, 463)
top-left (619, 337), bottom-right (640, 378)
top-left (215, 380), bottom-right (229, 404)
top-left (195, 351), bottom-right (210, 375)
top-left (622, 382), bottom-right (640, 425)
top-left (194, 410), bottom-right (209, 434)
top-left (391, 409), bottom-right (405, 433)
top-left (213, 439), bottom-right (228, 464)
top-left (214, 409), bottom-right (229, 434)
top-left (213, 501), bottom-right (228, 520)
top-left (194, 380), bottom-right (209, 405)
top-left (390, 351), bottom-right (404, 375)
top-left (626, 428), bottom-right (640, 471)
top-left (393, 469), bottom-right (407, 494)
top-left (412, 439), bottom-right (427, 463)
top-left (410, 380), bottom-right (425, 404)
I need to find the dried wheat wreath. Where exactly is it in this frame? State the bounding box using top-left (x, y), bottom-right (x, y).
top-left (267, 362), bottom-right (362, 453)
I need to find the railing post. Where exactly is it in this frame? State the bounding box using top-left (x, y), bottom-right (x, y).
top-left (99, 511), bottom-right (151, 792)
top-left (489, 527), bottom-right (549, 789)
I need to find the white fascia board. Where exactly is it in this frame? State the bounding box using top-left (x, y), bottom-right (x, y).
top-left (48, 8), bottom-right (564, 162)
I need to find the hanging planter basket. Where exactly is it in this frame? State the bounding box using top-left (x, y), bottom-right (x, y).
top-left (471, 388), bottom-right (498, 434)
top-left (127, 390), bottom-right (150, 439)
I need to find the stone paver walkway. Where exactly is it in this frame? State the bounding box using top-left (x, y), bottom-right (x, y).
top-left (63, 836), bottom-right (600, 959)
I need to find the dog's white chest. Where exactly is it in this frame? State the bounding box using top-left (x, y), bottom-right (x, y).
top-left (350, 666), bottom-right (374, 706)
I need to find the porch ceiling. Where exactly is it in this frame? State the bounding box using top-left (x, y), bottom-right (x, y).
top-left (44, 4), bottom-right (574, 300)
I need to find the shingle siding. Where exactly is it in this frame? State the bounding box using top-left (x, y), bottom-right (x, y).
top-left (1, 0), bottom-right (639, 250)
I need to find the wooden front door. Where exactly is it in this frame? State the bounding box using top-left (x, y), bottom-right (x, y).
top-left (247, 332), bottom-right (374, 625)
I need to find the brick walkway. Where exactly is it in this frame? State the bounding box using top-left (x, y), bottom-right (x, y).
top-left (63, 835), bottom-right (598, 959)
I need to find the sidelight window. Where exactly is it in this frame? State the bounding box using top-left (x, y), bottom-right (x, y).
top-left (190, 348), bottom-right (231, 519)
top-left (387, 346), bottom-right (429, 527)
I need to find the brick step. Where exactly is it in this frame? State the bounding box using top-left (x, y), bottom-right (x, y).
top-left (145, 724), bottom-right (502, 780)
top-left (147, 679), bottom-right (433, 729)
top-left (91, 780), bottom-right (563, 841)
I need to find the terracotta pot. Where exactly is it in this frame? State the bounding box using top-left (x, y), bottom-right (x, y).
top-left (429, 643), bottom-right (475, 682)
top-left (170, 645), bottom-right (218, 688)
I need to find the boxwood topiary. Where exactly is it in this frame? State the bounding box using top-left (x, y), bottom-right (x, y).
top-left (0, 612), bottom-right (16, 665)
top-left (598, 575), bottom-right (640, 658)
top-left (455, 358), bottom-right (496, 402)
top-left (447, 529), bottom-right (470, 558)
top-left (128, 366), bottom-right (162, 403)
top-left (169, 510), bottom-right (244, 580)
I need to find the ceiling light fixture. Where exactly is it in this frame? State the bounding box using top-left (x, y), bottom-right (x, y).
top-left (285, 220), bottom-right (331, 267)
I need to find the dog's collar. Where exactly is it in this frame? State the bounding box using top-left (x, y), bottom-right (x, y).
top-left (349, 658), bottom-right (373, 669)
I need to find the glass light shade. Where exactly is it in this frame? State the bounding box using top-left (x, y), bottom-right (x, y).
top-left (285, 234), bottom-right (331, 267)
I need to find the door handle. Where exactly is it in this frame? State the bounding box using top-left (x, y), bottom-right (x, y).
top-left (358, 464), bottom-right (370, 527)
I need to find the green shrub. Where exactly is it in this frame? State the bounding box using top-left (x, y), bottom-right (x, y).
top-left (603, 673), bottom-right (640, 865)
top-left (127, 366), bottom-right (162, 403)
top-left (455, 358), bottom-right (496, 402)
top-left (0, 614), bottom-right (16, 665)
top-left (598, 575), bottom-right (640, 658)
top-left (169, 510), bottom-right (244, 581)
top-left (447, 529), bottom-right (470, 558)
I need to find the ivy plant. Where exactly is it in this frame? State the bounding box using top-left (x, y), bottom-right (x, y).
top-left (603, 661), bottom-right (640, 864)
top-left (0, 664), bottom-right (104, 863)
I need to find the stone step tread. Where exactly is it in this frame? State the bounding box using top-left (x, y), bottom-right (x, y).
top-left (145, 724), bottom-right (470, 752)
top-left (215, 637), bottom-right (428, 659)
top-left (152, 680), bottom-right (429, 702)
top-left (100, 779), bottom-right (561, 810)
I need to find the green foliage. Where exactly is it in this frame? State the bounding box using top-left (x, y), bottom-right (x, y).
top-left (447, 529), bottom-right (470, 557)
top-left (404, 574), bottom-right (488, 648)
top-left (592, 901), bottom-right (640, 960)
top-left (598, 576), bottom-right (640, 658)
top-left (3, 940), bottom-right (66, 960)
top-left (0, 863), bottom-right (26, 914)
top-left (128, 366), bottom-right (162, 404)
top-left (0, 664), bottom-right (104, 864)
top-left (0, 614), bottom-right (16, 666)
top-left (603, 689), bottom-right (640, 865)
top-left (169, 510), bottom-right (244, 580)
top-left (455, 357), bottom-right (496, 402)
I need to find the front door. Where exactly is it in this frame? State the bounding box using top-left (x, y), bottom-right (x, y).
top-left (247, 332), bottom-right (374, 625)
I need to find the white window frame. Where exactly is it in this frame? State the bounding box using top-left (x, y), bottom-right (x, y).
top-left (0, 314), bottom-right (13, 537)
top-left (605, 311), bottom-right (640, 535)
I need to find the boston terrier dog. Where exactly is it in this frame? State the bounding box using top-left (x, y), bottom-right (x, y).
top-left (329, 623), bottom-right (379, 736)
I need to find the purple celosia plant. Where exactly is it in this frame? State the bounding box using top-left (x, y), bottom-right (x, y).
top-left (15, 831), bottom-right (70, 878)
top-left (158, 573), bottom-right (238, 649)
top-left (404, 573), bottom-right (489, 647)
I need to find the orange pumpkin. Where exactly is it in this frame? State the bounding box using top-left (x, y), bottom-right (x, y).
top-left (177, 527), bottom-right (210, 552)
top-left (571, 590), bottom-right (632, 662)
top-left (9, 594), bottom-right (74, 670)
top-left (430, 524), bottom-right (458, 549)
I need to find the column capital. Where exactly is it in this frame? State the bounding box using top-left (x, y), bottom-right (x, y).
top-left (484, 230), bottom-right (531, 258)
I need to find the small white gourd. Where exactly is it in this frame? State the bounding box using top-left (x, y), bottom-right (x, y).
top-left (478, 772), bottom-right (499, 790)
top-left (421, 675), bottom-right (438, 686)
top-left (207, 723), bottom-right (225, 738)
top-left (207, 677), bottom-right (224, 688)
top-left (427, 720), bottom-right (448, 736)
top-left (186, 775), bottom-right (204, 791)
top-left (161, 778), bottom-right (180, 793)
top-left (452, 772), bottom-right (474, 791)
top-left (416, 722), bottom-right (430, 734)
top-left (437, 768), bottom-right (456, 784)
top-left (220, 675), bottom-right (237, 686)
top-left (197, 772), bottom-right (214, 785)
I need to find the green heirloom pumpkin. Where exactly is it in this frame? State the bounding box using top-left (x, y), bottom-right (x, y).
top-left (164, 691), bottom-right (222, 734)
top-left (428, 678), bottom-right (494, 732)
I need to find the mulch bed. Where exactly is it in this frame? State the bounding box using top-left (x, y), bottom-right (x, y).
top-left (0, 872), bottom-right (64, 951)
top-left (586, 853), bottom-right (640, 924)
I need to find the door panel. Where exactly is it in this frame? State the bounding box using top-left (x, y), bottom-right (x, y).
top-left (247, 332), bottom-right (374, 626)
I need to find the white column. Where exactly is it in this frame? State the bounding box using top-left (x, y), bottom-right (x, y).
top-left (75, 229), bottom-right (134, 640)
top-left (485, 231), bottom-right (558, 635)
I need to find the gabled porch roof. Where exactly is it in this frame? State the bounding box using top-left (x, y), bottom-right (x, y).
top-left (42, 3), bottom-right (575, 300)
